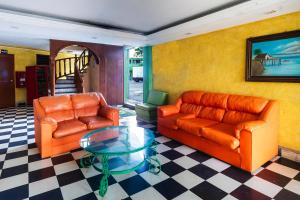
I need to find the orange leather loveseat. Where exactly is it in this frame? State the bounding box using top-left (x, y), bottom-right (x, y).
top-left (158, 91), bottom-right (279, 172)
top-left (34, 92), bottom-right (119, 158)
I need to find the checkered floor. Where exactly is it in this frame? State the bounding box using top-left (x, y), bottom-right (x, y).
top-left (0, 107), bottom-right (299, 200)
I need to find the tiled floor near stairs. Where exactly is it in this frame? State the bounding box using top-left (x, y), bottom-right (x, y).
top-left (0, 107), bottom-right (299, 200)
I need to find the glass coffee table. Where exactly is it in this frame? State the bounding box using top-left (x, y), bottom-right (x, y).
top-left (80, 126), bottom-right (160, 197)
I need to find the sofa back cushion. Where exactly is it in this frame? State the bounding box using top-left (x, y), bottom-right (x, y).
top-left (39, 95), bottom-right (74, 122)
top-left (198, 93), bottom-right (228, 121)
top-left (71, 93), bottom-right (101, 118)
top-left (181, 91), bottom-right (204, 105)
top-left (223, 95), bottom-right (268, 124)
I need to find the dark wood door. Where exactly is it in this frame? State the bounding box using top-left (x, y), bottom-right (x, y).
top-left (0, 54), bottom-right (15, 108)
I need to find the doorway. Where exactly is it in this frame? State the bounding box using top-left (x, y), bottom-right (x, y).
top-left (124, 47), bottom-right (144, 106)
top-left (0, 54), bottom-right (15, 108)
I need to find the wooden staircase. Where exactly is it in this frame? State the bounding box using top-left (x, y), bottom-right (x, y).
top-left (55, 49), bottom-right (91, 95)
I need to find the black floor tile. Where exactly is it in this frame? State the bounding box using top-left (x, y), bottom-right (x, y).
top-left (231, 185), bottom-right (271, 200)
top-left (161, 149), bottom-right (184, 160)
top-left (73, 192), bottom-right (98, 200)
top-left (51, 153), bottom-right (74, 165)
top-left (187, 151), bottom-right (211, 163)
top-left (161, 161), bottom-right (185, 177)
top-left (119, 175), bottom-right (151, 196)
top-left (163, 140), bottom-right (182, 148)
top-left (0, 185), bottom-right (28, 200)
top-left (57, 169), bottom-right (85, 187)
top-left (5, 150), bottom-right (27, 160)
top-left (1, 164), bottom-right (28, 178)
top-left (87, 174), bottom-right (116, 191)
top-left (274, 189), bottom-right (300, 200)
top-left (29, 166), bottom-right (56, 183)
top-left (30, 188), bottom-right (63, 200)
top-left (222, 166), bottom-right (252, 183)
top-left (189, 164), bottom-right (218, 180)
top-left (154, 178), bottom-right (187, 199)
top-left (191, 181), bottom-right (227, 200)
top-left (275, 157), bottom-right (300, 171)
top-left (256, 169), bottom-right (291, 187)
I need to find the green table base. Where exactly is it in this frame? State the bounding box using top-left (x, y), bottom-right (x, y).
top-left (80, 142), bottom-right (161, 197)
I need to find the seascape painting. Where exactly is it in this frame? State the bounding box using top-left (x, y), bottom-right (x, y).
top-left (246, 30), bottom-right (300, 82)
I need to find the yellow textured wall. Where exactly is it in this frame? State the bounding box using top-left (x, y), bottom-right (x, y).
top-left (0, 45), bottom-right (49, 104)
top-left (153, 12), bottom-right (300, 151)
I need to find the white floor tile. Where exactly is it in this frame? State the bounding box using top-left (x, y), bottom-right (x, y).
top-left (71, 150), bottom-right (87, 160)
top-left (155, 136), bottom-right (171, 144)
top-left (173, 170), bottom-right (204, 189)
top-left (9, 136), bottom-right (27, 142)
top-left (61, 180), bottom-right (92, 200)
top-left (222, 195), bottom-right (239, 200)
top-left (156, 154), bottom-right (170, 165)
top-left (28, 148), bottom-right (39, 156)
top-left (94, 183), bottom-right (128, 200)
top-left (29, 176), bottom-right (59, 197)
top-left (174, 156), bottom-right (199, 169)
top-left (29, 158), bottom-right (52, 172)
top-left (173, 190), bottom-right (202, 200)
top-left (140, 171), bottom-right (169, 185)
top-left (7, 144), bottom-right (28, 153)
top-left (245, 176), bottom-right (282, 198)
top-left (112, 171), bottom-right (137, 182)
top-left (267, 162), bottom-right (298, 178)
top-left (54, 160), bottom-right (79, 175)
top-left (202, 158), bottom-right (230, 172)
top-left (3, 156), bottom-right (28, 169)
top-left (131, 187), bottom-right (166, 200)
top-left (81, 166), bottom-right (100, 178)
top-left (284, 179), bottom-right (300, 195)
top-left (174, 145), bottom-right (196, 155)
top-left (0, 173), bottom-right (28, 192)
top-left (156, 144), bottom-right (171, 153)
top-left (207, 173), bottom-right (241, 193)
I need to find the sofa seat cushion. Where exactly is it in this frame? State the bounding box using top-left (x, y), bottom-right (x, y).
top-left (135, 103), bottom-right (157, 111)
top-left (79, 116), bottom-right (113, 130)
top-left (177, 118), bottom-right (218, 136)
top-left (158, 113), bottom-right (195, 130)
top-left (202, 123), bottom-right (239, 150)
top-left (53, 119), bottom-right (87, 138)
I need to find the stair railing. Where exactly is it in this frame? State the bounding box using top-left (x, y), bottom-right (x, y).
top-left (74, 49), bottom-right (91, 93)
top-left (55, 49), bottom-right (91, 81)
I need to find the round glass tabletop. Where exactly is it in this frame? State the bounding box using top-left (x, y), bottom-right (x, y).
top-left (80, 126), bottom-right (155, 155)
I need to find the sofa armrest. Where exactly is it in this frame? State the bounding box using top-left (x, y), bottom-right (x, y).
top-left (158, 105), bottom-right (180, 118)
top-left (41, 117), bottom-right (58, 132)
top-left (235, 120), bottom-right (266, 139)
top-left (99, 106), bottom-right (119, 126)
top-left (238, 120), bottom-right (278, 172)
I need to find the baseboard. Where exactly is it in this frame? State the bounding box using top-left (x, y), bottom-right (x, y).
top-left (279, 146), bottom-right (300, 163)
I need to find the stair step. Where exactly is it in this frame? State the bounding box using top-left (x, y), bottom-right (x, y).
top-left (56, 79), bottom-right (75, 84)
top-left (55, 92), bottom-right (78, 96)
top-left (55, 88), bottom-right (77, 93)
top-left (55, 83), bottom-right (76, 89)
top-left (66, 76), bottom-right (75, 80)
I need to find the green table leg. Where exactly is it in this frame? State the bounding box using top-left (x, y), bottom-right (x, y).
top-left (99, 155), bottom-right (110, 197)
top-left (147, 141), bottom-right (161, 174)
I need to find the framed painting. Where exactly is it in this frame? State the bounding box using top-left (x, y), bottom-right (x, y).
top-left (246, 30), bottom-right (300, 82)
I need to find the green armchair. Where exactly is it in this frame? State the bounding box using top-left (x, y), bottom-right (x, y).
top-left (135, 90), bottom-right (168, 122)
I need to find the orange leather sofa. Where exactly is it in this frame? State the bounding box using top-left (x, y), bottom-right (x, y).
top-left (158, 91), bottom-right (279, 172)
top-left (34, 92), bottom-right (119, 158)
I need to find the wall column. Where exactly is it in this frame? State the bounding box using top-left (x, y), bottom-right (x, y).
top-left (143, 46), bottom-right (153, 102)
top-left (123, 47), bottom-right (130, 102)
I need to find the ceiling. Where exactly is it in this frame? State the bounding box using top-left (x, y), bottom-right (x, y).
top-left (0, 0), bottom-right (299, 50)
top-left (0, 0), bottom-right (245, 34)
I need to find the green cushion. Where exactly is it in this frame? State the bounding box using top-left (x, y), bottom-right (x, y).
top-left (147, 90), bottom-right (168, 106)
top-left (135, 103), bottom-right (157, 111)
